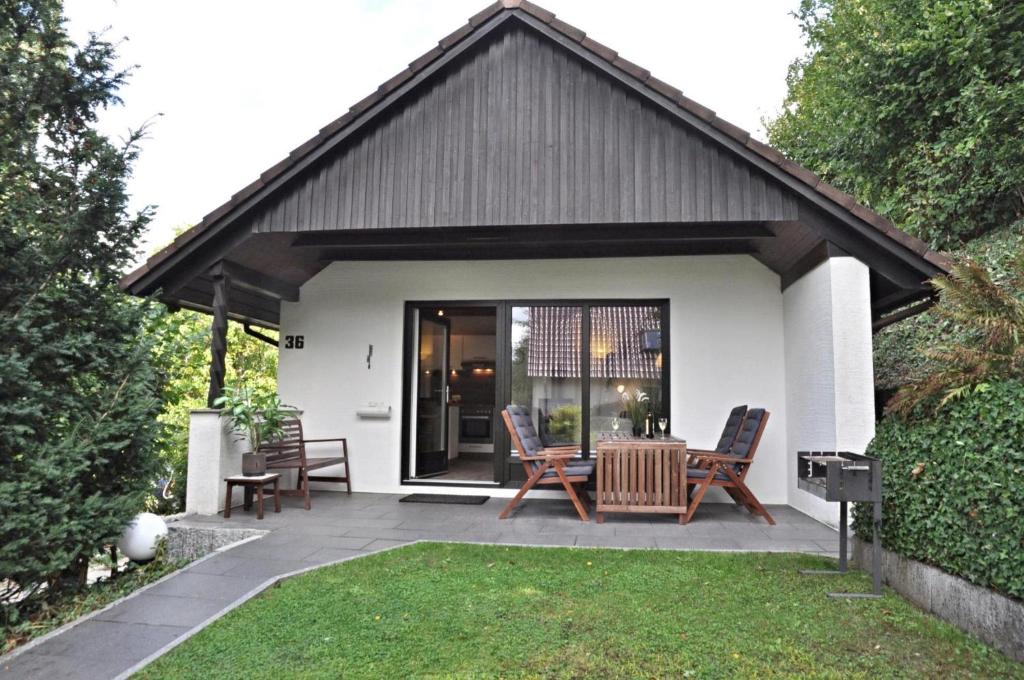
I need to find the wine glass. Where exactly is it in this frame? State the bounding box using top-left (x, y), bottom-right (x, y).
top-left (658, 417), bottom-right (668, 438)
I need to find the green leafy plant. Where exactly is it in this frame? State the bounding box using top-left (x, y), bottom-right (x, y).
top-left (887, 253), bottom-right (1024, 416)
top-left (619, 388), bottom-right (650, 426)
top-left (546, 404), bottom-right (581, 443)
top-left (856, 379), bottom-right (1024, 600)
top-left (213, 386), bottom-right (296, 453)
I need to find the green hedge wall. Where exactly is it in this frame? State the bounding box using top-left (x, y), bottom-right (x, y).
top-left (855, 379), bottom-right (1024, 600)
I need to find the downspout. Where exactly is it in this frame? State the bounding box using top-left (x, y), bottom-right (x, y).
top-left (244, 323), bottom-right (278, 347)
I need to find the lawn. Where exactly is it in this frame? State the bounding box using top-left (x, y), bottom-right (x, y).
top-left (137, 543), bottom-right (1023, 679)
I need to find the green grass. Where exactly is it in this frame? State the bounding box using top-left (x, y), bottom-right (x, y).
top-left (137, 544), bottom-right (1023, 679)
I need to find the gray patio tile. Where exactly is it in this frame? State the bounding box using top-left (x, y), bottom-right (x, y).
top-left (334, 517), bottom-right (405, 530)
top-left (491, 534), bottom-right (578, 547)
top-left (303, 548), bottom-right (366, 564)
top-left (147, 571), bottom-right (266, 601)
top-left (279, 522), bottom-right (350, 537)
top-left (395, 519), bottom-right (479, 532)
top-left (220, 540), bottom-right (321, 562)
top-left (184, 554), bottom-right (255, 575)
top-left (363, 539), bottom-right (411, 552)
top-left (340, 527), bottom-right (444, 541)
top-left (32, 619), bottom-right (188, 662)
top-left (761, 524), bottom-right (838, 541)
top-left (654, 535), bottom-right (743, 551)
top-left (574, 534), bottom-right (658, 549)
top-left (0, 650), bottom-right (132, 680)
top-left (218, 558), bottom-right (313, 579)
top-left (94, 593), bottom-right (228, 628)
top-left (297, 534), bottom-right (375, 551)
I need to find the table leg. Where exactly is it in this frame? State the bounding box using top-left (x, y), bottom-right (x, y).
top-left (273, 478), bottom-right (281, 513)
top-left (243, 486), bottom-right (253, 511)
top-left (224, 482), bottom-right (233, 519)
top-left (256, 483), bottom-right (265, 520)
top-left (596, 512), bottom-right (605, 524)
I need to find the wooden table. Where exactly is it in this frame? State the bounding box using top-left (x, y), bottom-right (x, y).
top-left (595, 435), bottom-right (688, 523)
top-left (224, 473), bottom-right (281, 520)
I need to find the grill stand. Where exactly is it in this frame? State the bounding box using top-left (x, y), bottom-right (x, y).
top-left (796, 452), bottom-right (883, 599)
top-left (800, 499), bottom-right (882, 598)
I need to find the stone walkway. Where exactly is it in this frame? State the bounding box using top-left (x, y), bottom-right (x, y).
top-left (0, 493), bottom-right (839, 679)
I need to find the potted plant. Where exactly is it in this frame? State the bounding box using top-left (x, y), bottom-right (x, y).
top-left (620, 387), bottom-right (650, 437)
top-left (214, 386), bottom-right (296, 476)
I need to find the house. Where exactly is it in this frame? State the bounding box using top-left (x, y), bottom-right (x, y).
top-left (121, 0), bottom-right (949, 525)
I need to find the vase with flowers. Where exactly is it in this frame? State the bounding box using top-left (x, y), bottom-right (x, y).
top-left (620, 388), bottom-right (650, 437)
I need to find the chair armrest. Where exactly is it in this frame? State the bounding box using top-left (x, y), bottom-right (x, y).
top-left (541, 445), bottom-right (579, 453)
top-left (519, 451), bottom-right (579, 461)
top-left (302, 437), bottom-right (347, 443)
top-left (686, 448), bottom-right (719, 455)
top-left (689, 452), bottom-right (753, 464)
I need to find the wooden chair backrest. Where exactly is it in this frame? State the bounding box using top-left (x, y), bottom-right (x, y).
top-left (727, 409), bottom-right (770, 479)
top-left (502, 407), bottom-right (542, 476)
top-left (260, 416), bottom-right (305, 465)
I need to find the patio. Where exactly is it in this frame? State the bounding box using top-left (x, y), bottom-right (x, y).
top-left (2, 494), bottom-right (838, 680)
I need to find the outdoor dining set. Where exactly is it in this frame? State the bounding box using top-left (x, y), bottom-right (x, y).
top-left (500, 404), bottom-right (774, 525)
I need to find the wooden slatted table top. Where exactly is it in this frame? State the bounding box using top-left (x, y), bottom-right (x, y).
top-left (597, 434), bottom-right (687, 444)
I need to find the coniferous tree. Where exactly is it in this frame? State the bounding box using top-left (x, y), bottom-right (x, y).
top-left (0, 1), bottom-right (162, 616)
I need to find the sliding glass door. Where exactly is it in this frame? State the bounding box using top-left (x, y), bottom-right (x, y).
top-left (402, 299), bottom-right (668, 487)
top-left (505, 301), bottom-right (668, 480)
top-left (510, 306), bottom-right (583, 451)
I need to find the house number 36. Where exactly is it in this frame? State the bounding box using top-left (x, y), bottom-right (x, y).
top-left (283, 335), bottom-right (305, 349)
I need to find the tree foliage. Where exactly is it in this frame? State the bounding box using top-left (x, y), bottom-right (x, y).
top-left (887, 250), bottom-right (1024, 415)
top-left (148, 309), bottom-right (278, 512)
top-left (0, 1), bottom-right (161, 618)
top-left (767, 0), bottom-right (1024, 249)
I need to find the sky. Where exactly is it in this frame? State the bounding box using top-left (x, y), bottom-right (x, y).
top-left (62, 0), bottom-right (806, 262)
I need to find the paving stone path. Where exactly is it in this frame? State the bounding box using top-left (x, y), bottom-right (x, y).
top-left (0, 493), bottom-right (838, 679)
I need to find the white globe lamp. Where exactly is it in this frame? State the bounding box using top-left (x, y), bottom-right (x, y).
top-left (118, 512), bottom-right (168, 562)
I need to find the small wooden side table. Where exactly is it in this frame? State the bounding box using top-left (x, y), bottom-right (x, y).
top-left (224, 473), bottom-right (281, 520)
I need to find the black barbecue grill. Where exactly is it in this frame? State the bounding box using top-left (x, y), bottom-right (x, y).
top-left (797, 451), bottom-right (883, 598)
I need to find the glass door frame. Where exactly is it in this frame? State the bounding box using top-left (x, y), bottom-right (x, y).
top-left (400, 299), bottom-right (670, 487)
top-left (400, 301), bottom-right (507, 486)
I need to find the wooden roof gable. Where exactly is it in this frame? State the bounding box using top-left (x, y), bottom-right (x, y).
top-left (122, 0), bottom-right (950, 313)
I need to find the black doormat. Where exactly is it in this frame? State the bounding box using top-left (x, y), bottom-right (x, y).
top-left (399, 493), bottom-right (490, 505)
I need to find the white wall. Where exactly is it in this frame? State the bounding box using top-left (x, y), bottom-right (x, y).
top-left (783, 257), bottom-right (875, 526)
top-left (277, 255), bottom-right (791, 502)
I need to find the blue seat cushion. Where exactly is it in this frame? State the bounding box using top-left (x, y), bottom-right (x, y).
top-left (687, 467), bottom-right (731, 482)
top-left (541, 462), bottom-right (595, 479)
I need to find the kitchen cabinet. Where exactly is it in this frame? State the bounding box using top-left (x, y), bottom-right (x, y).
top-left (460, 335), bottom-right (496, 363)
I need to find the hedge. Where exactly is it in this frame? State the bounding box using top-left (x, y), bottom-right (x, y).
top-left (855, 379), bottom-right (1024, 600)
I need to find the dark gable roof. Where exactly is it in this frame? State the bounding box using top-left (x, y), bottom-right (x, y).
top-left (122, 0), bottom-right (950, 291)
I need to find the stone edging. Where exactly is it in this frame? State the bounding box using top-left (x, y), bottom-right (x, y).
top-left (0, 533), bottom-right (266, 666)
top-left (852, 536), bottom-right (1024, 662)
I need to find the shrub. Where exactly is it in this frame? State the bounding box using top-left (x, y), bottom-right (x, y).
top-left (855, 379), bottom-right (1024, 600)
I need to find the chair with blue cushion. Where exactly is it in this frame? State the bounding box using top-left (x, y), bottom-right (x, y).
top-left (687, 405), bottom-right (748, 465)
top-left (499, 405), bottom-right (593, 521)
top-left (683, 408), bottom-right (774, 524)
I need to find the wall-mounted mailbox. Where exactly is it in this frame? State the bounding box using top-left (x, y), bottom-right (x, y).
top-left (356, 403), bottom-right (391, 420)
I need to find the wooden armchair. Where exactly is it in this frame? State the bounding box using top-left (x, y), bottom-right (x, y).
top-left (683, 408), bottom-right (774, 524)
top-left (262, 417), bottom-right (351, 510)
top-left (499, 406), bottom-right (593, 521)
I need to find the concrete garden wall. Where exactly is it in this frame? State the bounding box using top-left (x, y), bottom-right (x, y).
top-left (853, 537), bottom-right (1024, 662)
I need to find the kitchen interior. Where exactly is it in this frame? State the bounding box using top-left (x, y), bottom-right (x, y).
top-left (439, 307), bottom-right (497, 482)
